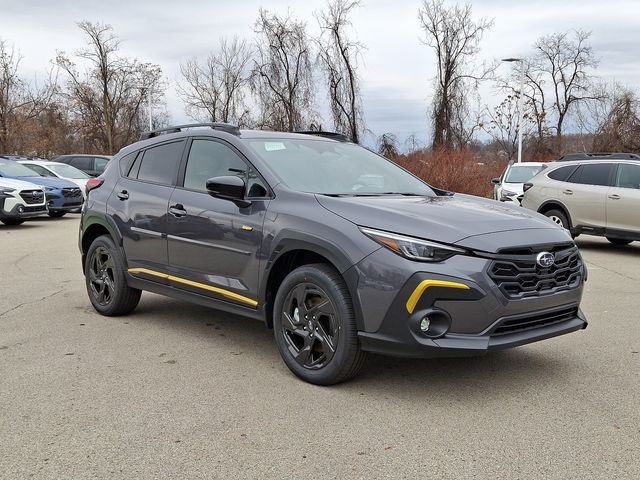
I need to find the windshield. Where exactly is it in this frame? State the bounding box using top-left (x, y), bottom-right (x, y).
top-left (504, 165), bottom-right (545, 183)
top-left (0, 159), bottom-right (40, 177)
top-left (247, 139), bottom-right (434, 196)
top-left (48, 163), bottom-right (90, 179)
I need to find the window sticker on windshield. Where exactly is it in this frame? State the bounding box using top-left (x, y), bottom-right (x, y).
top-left (264, 142), bottom-right (286, 152)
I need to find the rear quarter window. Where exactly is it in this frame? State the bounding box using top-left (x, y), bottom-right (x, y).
top-left (548, 165), bottom-right (578, 181)
top-left (136, 141), bottom-right (184, 185)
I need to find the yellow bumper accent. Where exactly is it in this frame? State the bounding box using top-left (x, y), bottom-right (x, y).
top-left (405, 279), bottom-right (470, 314)
top-left (128, 268), bottom-right (258, 308)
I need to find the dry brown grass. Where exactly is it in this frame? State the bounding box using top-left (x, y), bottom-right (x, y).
top-left (391, 148), bottom-right (504, 198)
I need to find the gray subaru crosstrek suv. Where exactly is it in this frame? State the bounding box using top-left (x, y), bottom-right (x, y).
top-left (79, 124), bottom-right (587, 385)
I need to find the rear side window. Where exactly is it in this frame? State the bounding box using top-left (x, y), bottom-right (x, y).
top-left (567, 163), bottom-right (614, 187)
top-left (616, 163), bottom-right (640, 189)
top-left (69, 157), bottom-right (93, 170)
top-left (548, 165), bottom-right (578, 182)
top-left (137, 141), bottom-right (184, 185)
top-left (95, 157), bottom-right (109, 173)
top-left (119, 152), bottom-right (138, 177)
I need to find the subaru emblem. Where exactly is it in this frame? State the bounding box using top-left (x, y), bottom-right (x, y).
top-left (536, 251), bottom-right (555, 268)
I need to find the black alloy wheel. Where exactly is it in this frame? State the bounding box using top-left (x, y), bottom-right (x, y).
top-left (88, 246), bottom-right (116, 306)
top-left (281, 283), bottom-right (339, 369)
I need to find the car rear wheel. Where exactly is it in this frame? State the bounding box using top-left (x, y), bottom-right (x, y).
top-left (273, 263), bottom-right (366, 385)
top-left (606, 237), bottom-right (633, 246)
top-left (85, 235), bottom-right (141, 316)
top-left (48, 211), bottom-right (66, 218)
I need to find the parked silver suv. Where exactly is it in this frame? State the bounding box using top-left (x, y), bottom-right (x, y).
top-left (521, 159), bottom-right (640, 245)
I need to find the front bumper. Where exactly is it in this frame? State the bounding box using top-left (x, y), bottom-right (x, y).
top-left (346, 245), bottom-right (587, 359)
top-left (0, 195), bottom-right (48, 219)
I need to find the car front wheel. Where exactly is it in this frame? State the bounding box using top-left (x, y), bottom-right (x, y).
top-left (273, 264), bottom-right (366, 385)
top-left (85, 235), bottom-right (141, 316)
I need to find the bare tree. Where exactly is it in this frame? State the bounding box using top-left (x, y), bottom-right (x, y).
top-left (482, 93), bottom-right (535, 160)
top-left (251, 9), bottom-right (316, 132)
top-left (531, 30), bottom-right (599, 154)
top-left (377, 132), bottom-right (398, 157)
top-left (418, 0), bottom-right (494, 150)
top-left (316, 0), bottom-right (364, 143)
top-left (590, 85), bottom-right (640, 152)
top-left (178, 37), bottom-right (252, 126)
top-left (0, 40), bottom-right (56, 153)
top-left (55, 22), bottom-right (165, 154)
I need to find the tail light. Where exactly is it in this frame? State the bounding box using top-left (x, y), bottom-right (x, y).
top-left (523, 182), bottom-right (533, 193)
top-left (85, 178), bottom-right (104, 195)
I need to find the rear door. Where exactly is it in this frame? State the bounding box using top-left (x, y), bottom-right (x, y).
top-left (606, 162), bottom-right (640, 233)
top-left (107, 140), bottom-right (186, 274)
top-left (166, 138), bottom-right (270, 308)
top-left (562, 163), bottom-right (615, 229)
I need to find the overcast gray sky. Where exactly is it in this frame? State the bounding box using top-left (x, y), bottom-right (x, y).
top-left (2, 0), bottom-right (640, 147)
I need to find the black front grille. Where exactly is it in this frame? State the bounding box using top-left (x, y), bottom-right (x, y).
top-left (492, 307), bottom-right (579, 336)
top-left (19, 190), bottom-right (45, 205)
top-left (23, 205), bottom-right (47, 213)
top-left (62, 187), bottom-right (82, 198)
top-left (489, 244), bottom-right (583, 299)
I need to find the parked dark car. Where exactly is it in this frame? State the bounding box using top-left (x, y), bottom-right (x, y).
top-left (0, 158), bottom-right (83, 217)
top-left (53, 154), bottom-right (111, 177)
top-left (79, 123), bottom-right (587, 385)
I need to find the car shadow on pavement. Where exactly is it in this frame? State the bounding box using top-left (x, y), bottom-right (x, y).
top-left (575, 238), bottom-right (640, 256)
top-left (130, 294), bottom-right (576, 402)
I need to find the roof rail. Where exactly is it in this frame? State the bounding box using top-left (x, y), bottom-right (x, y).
top-left (295, 131), bottom-right (349, 142)
top-left (558, 152), bottom-right (640, 161)
top-left (139, 123), bottom-right (241, 141)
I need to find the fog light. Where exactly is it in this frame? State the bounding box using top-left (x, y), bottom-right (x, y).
top-left (17, 205), bottom-right (24, 213)
top-left (420, 317), bottom-right (431, 332)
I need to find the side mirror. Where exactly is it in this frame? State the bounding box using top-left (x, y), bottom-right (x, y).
top-left (206, 176), bottom-right (251, 208)
top-left (491, 177), bottom-right (501, 185)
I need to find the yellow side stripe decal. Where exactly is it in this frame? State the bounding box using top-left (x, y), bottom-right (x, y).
top-left (128, 268), bottom-right (258, 308)
top-left (406, 279), bottom-right (470, 314)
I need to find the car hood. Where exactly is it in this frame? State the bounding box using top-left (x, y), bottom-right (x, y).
top-left (0, 177), bottom-right (44, 191)
top-left (7, 176), bottom-right (79, 189)
top-left (316, 193), bottom-right (561, 249)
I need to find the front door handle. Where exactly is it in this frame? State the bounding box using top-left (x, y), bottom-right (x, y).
top-left (608, 194), bottom-right (621, 200)
top-left (562, 189), bottom-right (573, 195)
top-left (116, 190), bottom-right (129, 200)
top-left (169, 204), bottom-right (187, 218)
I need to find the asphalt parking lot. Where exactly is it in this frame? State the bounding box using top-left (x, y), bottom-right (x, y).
top-left (1, 216), bottom-right (638, 479)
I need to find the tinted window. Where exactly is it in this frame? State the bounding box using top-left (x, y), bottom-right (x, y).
top-left (548, 165), bottom-right (578, 182)
top-left (137, 141), bottom-right (184, 185)
top-left (567, 164), bottom-right (614, 186)
top-left (184, 140), bottom-right (247, 191)
top-left (119, 152), bottom-right (138, 177)
top-left (69, 157), bottom-right (93, 170)
top-left (95, 157), bottom-right (109, 173)
top-left (616, 163), bottom-right (640, 189)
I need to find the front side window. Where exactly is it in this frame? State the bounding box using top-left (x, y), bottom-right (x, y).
top-left (615, 163), bottom-right (640, 189)
top-left (246, 139), bottom-right (434, 196)
top-left (183, 140), bottom-right (268, 197)
top-left (137, 141), bottom-right (184, 185)
top-left (567, 163), bottom-right (614, 187)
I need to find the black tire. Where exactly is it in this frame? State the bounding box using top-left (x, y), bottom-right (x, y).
top-left (273, 263), bottom-right (367, 385)
top-left (606, 237), bottom-right (633, 246)
top-left (1, 218), bottom-right (25, 225)
top-left (85, 234), bottom-right (141, 316)
top-left (544, 209), bottom-right (570, 230)
top-left (48, 211), bottom-right (67, 218)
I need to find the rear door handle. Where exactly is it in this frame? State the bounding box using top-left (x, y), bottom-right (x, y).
top-left (169, 204), bottom-right (187, 218)
top-left (116, 190), bottom-right (129, 200)
top-left (562, 189), bottom-right (573, 195)
top-left (608, 194), bottom-right (621, 200)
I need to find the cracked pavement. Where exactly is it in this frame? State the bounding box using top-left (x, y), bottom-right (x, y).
top-left (1, 216), bottom-right (639, 479)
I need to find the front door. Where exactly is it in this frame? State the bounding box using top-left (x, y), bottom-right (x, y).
top-left (167, 138), bottom-right (270, 308)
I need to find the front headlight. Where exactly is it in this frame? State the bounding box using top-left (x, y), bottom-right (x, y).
top-left (501, 189), bottom-right (518, 197)
top-left (0, 188), bottom-right (16, 195)
top-left (360, 227), bottom-right (466, 262)
top-left (44, 186), bottom-right (55, 192)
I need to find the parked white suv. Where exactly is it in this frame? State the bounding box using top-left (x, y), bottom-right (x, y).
top-left (521, 159), bottom-right (640, 245)
top-left (0, 178), bottom-right (47, 225)
top-left (492, 162), bottom-right (548, 203)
